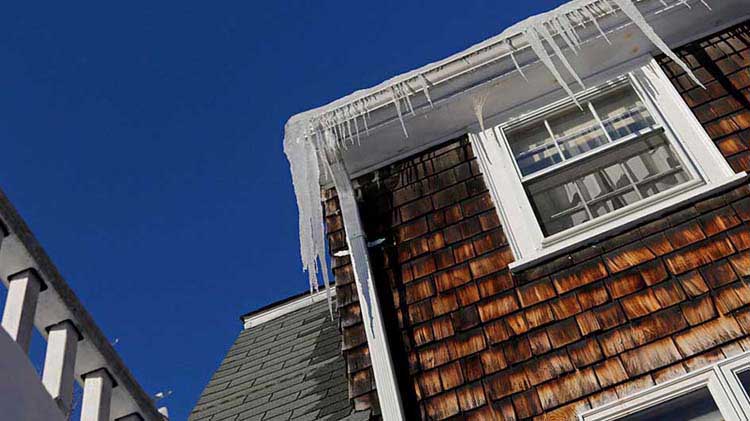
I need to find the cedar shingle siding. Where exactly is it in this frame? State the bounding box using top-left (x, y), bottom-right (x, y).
top-left (324, 21), bottom-right (750, 420)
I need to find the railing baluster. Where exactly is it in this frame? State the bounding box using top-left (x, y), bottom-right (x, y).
top-left (1, 269), bottom-right (44, 352)
top-left (42, 320), bottom-right (81, 416)
top-left (81, 368), bottom-right (114, 421)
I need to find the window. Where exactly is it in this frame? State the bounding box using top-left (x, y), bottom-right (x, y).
top-left (581, 351), bottom-right (750, 421)
top-left (471, 60), bottom-right (743, 268)
top-left (506, 82), bottom-right (692, 236)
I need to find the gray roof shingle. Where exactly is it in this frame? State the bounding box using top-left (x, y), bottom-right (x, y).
top-left (190, 296), bottom-right (369, 421)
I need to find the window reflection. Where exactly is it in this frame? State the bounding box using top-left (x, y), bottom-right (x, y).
top-left (506, 84), bottom-right (660, 179)
top-left (509, 123), bottom-right (560, 176)
top-left (616, 388), bottom-right (723, 421)
top-left (528, 134), bottom-right (690, 236)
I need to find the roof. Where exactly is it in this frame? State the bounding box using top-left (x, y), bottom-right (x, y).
top-left (189, 294), bottom-right (370, 421)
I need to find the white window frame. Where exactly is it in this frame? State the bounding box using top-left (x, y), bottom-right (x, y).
top-left (470, 58), bottom-right (745, 269)
top-left (720, 352), bottom-right (750, 419)
top-left (581, 351), bottom-right (750, 421)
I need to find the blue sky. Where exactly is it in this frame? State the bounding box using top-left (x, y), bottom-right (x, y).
top-left (0, 1), bottom-right (567, 419)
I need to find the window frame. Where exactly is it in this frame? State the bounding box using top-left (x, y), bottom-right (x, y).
top-left (470, 58), bottom-right (743, 269)
top-left (580, 351), bottom-right (750, 421)
top-left (720, 352), bottom-right (750, 419)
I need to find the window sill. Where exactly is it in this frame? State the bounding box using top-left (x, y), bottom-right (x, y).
top-left (508, 172), bottom-right (749, 273)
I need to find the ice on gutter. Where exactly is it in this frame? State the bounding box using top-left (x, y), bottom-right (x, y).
top-left (283, 0), bottom-right (709, 300)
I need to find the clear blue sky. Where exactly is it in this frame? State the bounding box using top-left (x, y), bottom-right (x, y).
top-left (0, 1), bottom-right (567, 419)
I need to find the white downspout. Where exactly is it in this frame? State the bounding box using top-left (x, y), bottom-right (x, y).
top-left (325, 130), bottom-right (406, 420)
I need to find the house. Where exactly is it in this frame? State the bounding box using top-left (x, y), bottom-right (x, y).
top-left (194, 0), bottom-right (750, 419)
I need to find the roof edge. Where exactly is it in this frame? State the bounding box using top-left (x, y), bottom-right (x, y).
top-left (240, 286), bottom-right (336, 329)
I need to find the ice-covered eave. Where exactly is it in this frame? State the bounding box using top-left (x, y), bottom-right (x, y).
top-left (284, 0), bottom-right (710, 154)
top-left (283, 0), bottom-right (729, 295)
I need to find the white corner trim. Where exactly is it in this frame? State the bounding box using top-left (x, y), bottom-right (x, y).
top-left (242, 287), bottom-right (335, 330)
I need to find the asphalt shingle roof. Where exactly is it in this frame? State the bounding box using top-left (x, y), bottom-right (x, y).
top-left (190, 297), bottom-right (369, 421)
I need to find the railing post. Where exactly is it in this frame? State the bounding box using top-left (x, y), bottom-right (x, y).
top-left (81, 368), bottom-right (115, 421)
top-left (1, 269), bottom-right (44, 352)
top-left (42, 320), bottom-right (82, 415)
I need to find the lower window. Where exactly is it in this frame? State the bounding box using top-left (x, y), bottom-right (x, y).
top-left (615, 387), bottom-right (721, 421)
top-left (581, 351), bottom-right (750, 421)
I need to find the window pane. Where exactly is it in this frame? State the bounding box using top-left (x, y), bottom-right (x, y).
top-left (624, 141), bottom-right (690, 198)
top-left (593, 86), bottom-right (656, 141)
top-left (527, 135), bottom-right (691, 236)
top-left (577, 163), bottom-right (632, 202)
top-left (507, 123), bottom-right (560, 176)
top-left (531, 182), bottom-right (590, 235)
top-left (506, 83), bottom-right (659, 179)
top-left (548, 106), bottom-right (609, 160)
top-left (616, 387), bottom-right (722, 421)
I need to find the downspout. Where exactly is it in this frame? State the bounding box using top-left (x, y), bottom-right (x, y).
top-left (324, 130), bottom-right (406, 420)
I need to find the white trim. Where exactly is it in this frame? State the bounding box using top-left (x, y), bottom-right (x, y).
top-left (720, 351), bottom-right (750, 419)
top-left (581, 350), bottom-right (750, 421)
top-left (473, 58), bottom-right (739, 268)
top-left (241, 287), bottom-right (336, 330)
top-left (327, 143), bottom-right (406, 421)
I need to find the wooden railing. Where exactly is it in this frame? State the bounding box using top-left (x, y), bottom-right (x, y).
top-left (0, 188), bottom-right (165, 421)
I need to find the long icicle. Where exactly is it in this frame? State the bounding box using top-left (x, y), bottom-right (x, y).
top-left (610, 0), bottom-right (704, 88)
top-left (312, 138), bottom-right (334, 319)
top-left (525, 24), bottom-right (583, 108)
top-left (391, 86), bottom-right (409, 138)
top-left (581, 4), bottom-right (612, 44)
top-left (419, 74), bottom-right (434, 107)
top-left (537, 22), bottom-right (586, 90)
top-left (471, 94), bottom-right (493, 165)
top-left (508, 40), bottom-right (529, 81)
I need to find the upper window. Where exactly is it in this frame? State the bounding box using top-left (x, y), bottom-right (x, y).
top-left (504, 81), bottom-right (691, 236)
top-left (472, 60), bottom-right (742, 268)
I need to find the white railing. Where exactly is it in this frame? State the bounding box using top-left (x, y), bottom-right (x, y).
top-left (0, 188), bottom-right (165, 421)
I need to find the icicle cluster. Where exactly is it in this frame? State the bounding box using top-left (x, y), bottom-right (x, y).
top-left (284, 0), bottom-right (710, 308)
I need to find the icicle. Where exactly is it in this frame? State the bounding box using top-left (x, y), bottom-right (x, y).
top-left (581, 5), bottom-right (612, 44)
top-left (699, 0), bottom-right (712, 10)
top-left (284, 126), bottom-right (333, 319)
top-left (352, 111), bottom-right (361, 146)
top-left (561, 13), bottom-right (584, 46)
top-left (401, 83), bottom-right (416, 116)
top-left (418, 74), bottom-right (434, 108)
top-left (361, 103), bottom-right (370, 135)
top-left (508, 41), bottom-right (529, 82)
top-left (312, 138), bottom-right (334, 319)
top-left (472, 94), bottom-right (488, 133)
top-left (538, 22), bottom-right (585, 90)
top-left (390, 86), bottom-right (409, 138)
top-left (678, 0), bottom-right (692, 9)
top-left (610, 0), bottom-right (705, 88)
top-left (525, 24), bottom-right (583, 108)
top-left (551, 17), bottom-right (580, 55)
top-left (471, 94), bottom-right (493, 165)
